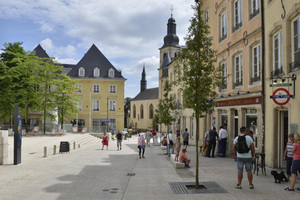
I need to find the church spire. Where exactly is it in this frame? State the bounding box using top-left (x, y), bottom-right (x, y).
top-left (140, 64), bottom-right (147, 92)
top-left (162, 8), bottom-right (179, 48)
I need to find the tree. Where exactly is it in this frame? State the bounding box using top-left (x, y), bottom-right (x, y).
top-left (155, 80), bottom-right (176, 154)
top-left (0, 42), bottom-right (26, 127)
top-left (173, 1), bottom-right (223, 188)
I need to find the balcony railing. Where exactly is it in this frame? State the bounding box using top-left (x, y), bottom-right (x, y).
top-left (219, 34), bottom-right (227, 42)
top-left (250, 9), bottom-right (260, 20)
top-left (234, 81), bottom-right (243, 88)
top-left (232, 22), bottom-right (242, 32)
top-left (270, 66), bottom-right (283, 79)
top-left (251, 75), bottom-right (261, 84)
top-left (289, 61), bottom-right (300, 72)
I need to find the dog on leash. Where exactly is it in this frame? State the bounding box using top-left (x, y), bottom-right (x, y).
top-left (199, 143), bottom-right (207, 156)
top-left (270, 170), bottom-right (288, 183)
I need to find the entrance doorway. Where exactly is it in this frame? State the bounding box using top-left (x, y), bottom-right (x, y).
top-left (278, 110), bottom-right (288, 168)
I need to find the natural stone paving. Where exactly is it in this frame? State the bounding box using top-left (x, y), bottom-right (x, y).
top-left (0, 133), bottom-right (300, 200)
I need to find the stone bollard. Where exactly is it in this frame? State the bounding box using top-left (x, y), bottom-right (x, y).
top-left (43, 146), bottom-right (47, 157)
top-left (0, 131), bottom-right (8, 165)
top-left (53, 145), bottom-right (56, 155)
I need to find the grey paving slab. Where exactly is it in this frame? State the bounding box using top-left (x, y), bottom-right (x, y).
top-left (1, 134), bottom-right (300, 200)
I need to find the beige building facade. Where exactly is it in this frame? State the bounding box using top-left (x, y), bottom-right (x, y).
top-left (264, 0), bottom-right (300, 168)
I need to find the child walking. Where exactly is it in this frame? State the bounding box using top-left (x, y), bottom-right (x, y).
top-left (173, 137), bottom-right (182, 161)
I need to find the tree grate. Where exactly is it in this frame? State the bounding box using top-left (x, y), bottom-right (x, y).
top-left (169, 182), bottom-right (228, 194)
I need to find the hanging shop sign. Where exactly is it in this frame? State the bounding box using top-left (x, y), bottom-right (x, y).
top-left (269, 83), bottom-right (292, 87)
top-left (270, 88), bottom-right (293, 105)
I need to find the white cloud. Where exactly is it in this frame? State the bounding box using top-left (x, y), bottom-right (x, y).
top-left (40, 38), bottom-right (76, 58)
top-left (56, 58), bottom-right (78, 64)
top-left (38, 21), bottom-right (54, 33)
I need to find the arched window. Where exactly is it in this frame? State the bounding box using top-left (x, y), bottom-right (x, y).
top-left (94, 68), bottom-right (100, 77)
top-left (108, 68), bottom-right (115, 77)
top-left (79, 67), bottom-right (85, 77)
top-left (149, 104), bottom-right (153, 119)
top-left (133, 105), bottom-right (136, 118)
top-left (140, 105), bottom-right (144, 119)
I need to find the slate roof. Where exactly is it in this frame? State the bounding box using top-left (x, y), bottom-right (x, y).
top-left (160, 53), bottom-right (171, 69)
top-left (132, 87), bottom-right (159, 101)
top-left (33, 44), bottom-right (50, 58)
top-left (67, 44), bottom-right (124, 79)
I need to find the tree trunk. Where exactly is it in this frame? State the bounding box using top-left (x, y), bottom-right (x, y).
top-left (195, 114), bottom-right (200, 188)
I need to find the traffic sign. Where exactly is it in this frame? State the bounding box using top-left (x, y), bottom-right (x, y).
top-left (270, 88), bottom-right (292, 105)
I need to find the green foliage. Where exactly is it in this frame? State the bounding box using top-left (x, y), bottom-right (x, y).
top-left (155, 80), bottom-right (175, 132)
top-left (0, 42), bottom-right (80, 130)
top-left (173, 2), bottom-right (223, 188)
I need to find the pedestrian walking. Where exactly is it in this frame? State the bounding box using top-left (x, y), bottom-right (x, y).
top-left (283, 134), bottom-right (295, 182)
top-left (138, 133), bottom-right (146, 159)
top-left (167, 131), bottom-right (174, 156)
top-left (116, 130), bottom-right (123, 151)
top-left (219, 126), bottom-right (228, 157)
top-left (233, 126), bottom-right (255, 189)
top-left (145, 130), bottom-right (152, 147)
top-left (101, 132), bottom-right (109, 150)
top-left (284, 134), bottom-right (300, 191)
top-left (206, 127), bottom-right (219, 158)
top-left (182, 128), bottom-right (189, 149)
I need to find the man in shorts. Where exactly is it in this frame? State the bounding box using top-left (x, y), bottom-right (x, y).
top-left (182, 128), bottom-right (189, 149)
top-left (233, 126), bottom-right (255, 189)
top-left (116, 131), bottom-right (123, 151)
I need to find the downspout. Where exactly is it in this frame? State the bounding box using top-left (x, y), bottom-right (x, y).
top-left (261, 0), bottom-right (265, 154)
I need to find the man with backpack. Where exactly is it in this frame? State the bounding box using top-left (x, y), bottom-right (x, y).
top-left (233, 126), bottom-right (255, 189)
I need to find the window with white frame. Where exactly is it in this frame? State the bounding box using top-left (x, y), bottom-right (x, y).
top-left (220, 61), bottom-right (227, 90)
top-left (93, 84), bottom-right (100, 93)
top-left (94, 68), bottom-right (100, 77)
top-left (250, 0), bottom-right (260, 19)
top-left (92, 100), bottom-right (100, 112)
top-left (108, 68), bottom-right (115, 77)
top-left (76, 101), bottom-right (82, 111)
top-left (252, 44), bottom-right (261, 83)
top-left (109, 100), bottom-right (116, 112)
top-left (273, 31), bottom-right (283, 71)
top-left (205, 9), bottom-right (209, 23)
top-left (109, 85), bottom-right (116, 93)
top-left (292, 17), bottom-right (300, 67)
top-left (75, 84), bottom-right (82, 93)
top-left (220, 11), bottom-right (227, 42)
top-left (234, 54), bottom-right (243, 87)
top-left (79, 67), bottom-right (85, 77)
top-left (233, 0), bottom-right (242, 32)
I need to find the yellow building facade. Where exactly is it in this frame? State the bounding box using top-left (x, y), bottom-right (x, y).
top-left (67, 44), bottom-right (126, 133)
top-left (264, 0), bottom-right (300, 168)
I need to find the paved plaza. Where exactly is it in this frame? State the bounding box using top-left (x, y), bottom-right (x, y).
top-left (0, 133), bottom-right (299, 200)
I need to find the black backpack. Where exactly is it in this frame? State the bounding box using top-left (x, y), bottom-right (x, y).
top-left (236, 135), bottom-right (250, 153)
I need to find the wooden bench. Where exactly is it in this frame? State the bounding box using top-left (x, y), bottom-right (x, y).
top-left (170, 154), bottom-right (185, 169)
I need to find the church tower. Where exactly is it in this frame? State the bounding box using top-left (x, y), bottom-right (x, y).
top-left (158, 12), bottom-right (181, 98)
top-left (140, 65), bottom-right (147, 92)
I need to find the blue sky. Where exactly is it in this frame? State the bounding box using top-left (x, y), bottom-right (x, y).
top-left (0, 0), bottom-right (194, 98)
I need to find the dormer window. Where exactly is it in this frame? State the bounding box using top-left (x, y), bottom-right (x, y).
top-left (108, 68), bottom-right (115, 77)
top-left (79, 67), bottom-right (85, 77)
top-left (94, 68), bottom-right (100, 77)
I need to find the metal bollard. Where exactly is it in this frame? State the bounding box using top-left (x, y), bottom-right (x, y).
top-left (44, 146), bottom-right (47, 157)
top-left (53, 145), bottom-right (56, 155)
top-left (73, 142), bottom-right (76, 150)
